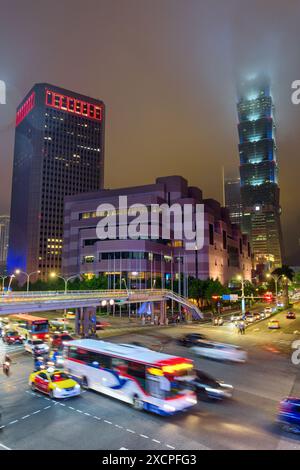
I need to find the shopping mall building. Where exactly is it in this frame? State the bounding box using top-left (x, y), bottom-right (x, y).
top-left (62, 176), bottom-right (252, 290)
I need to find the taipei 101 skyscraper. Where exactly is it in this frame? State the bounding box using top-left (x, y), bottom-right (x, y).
top-left (237, 77), bottom-right (283, 269)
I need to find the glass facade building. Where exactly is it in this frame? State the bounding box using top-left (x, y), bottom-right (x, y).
top-left (224, 177), bottom-right (242, 226)
top-left (7, 83), bottom-right (105, 279)
top-left (237, 78), bottom-right (283, 268)
top-left (0, 215), bottom-right (10, 272)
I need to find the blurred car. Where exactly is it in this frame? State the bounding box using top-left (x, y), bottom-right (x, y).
top-left (177, 333), bottom-right (207, 347)
top-left (2, 331), bottom-right (23, 345)
top-left (268, 319), bottom-right (280, 329)
top-left (25, 338), bottom-right (49, 355)
top-left (49, 318), bottom-right (69, 328)
top-left (95, 320), bottom-right (111, 330)
top-left (29, 369), bottom-right (81, 399)
top-left (245, 314), bottom-right (255, 324)
top-left (259, 312), bottom-right (266, 320)
top-left (264, 307), bottom-right (272, 315)
top-left (190, 341), bottom-right (247, 363)
top-left (213, 317), bottom-right (224, 326)
top-left (253, 312), bottom-right (261, 321)
top-left (286, 312), bottom-right (296, 320)
top-left (50, 332), bottom-right (74, 349)
top-left (278, 397), bottom-right (300, 433)
top-left (190, 369), bottom-right (233, 400)
top-left (231, 314), bottom-right (242, 322)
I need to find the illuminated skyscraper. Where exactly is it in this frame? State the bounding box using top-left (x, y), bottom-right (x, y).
top-left (237, 78), bottom-right (283, 268)
top-left (8, 84), bottom-right (105, 278)
top-left (224, 177), bottom-right (242, 226)
top-left (0, 215), bottom-right (10, 272)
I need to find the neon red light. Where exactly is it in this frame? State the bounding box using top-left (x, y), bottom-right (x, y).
top-left (45, 89), bottom-right (102, 122)
top-left (16, 92), bottom-right (35, 126)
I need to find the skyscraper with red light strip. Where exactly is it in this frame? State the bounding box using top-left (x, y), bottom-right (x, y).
top-left (8, 83), bottom-right (105, 279)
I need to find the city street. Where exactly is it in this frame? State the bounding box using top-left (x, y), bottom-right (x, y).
top-left (0, 305), bottom-right (300, 450)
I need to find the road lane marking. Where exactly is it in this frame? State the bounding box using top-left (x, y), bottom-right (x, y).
top-left (21, 415), bottom-right (30, 420)
top-left (152, 439), bottom-right (160, 444)
top-left (0, 442), bottom-right (11, 450)
top-left (140, 434), bottom-right (149, 439)
top-left (126, 429), bottom-right (135, 434)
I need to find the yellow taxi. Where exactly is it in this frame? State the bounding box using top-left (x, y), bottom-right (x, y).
top-left (66, 311), bottom-right (76, 319)
top-left (268, 319), bottom-right (280, 330)
top-left (29, 369), bottom-right (81, 399)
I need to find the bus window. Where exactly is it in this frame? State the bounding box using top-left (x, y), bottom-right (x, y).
top-left (111, 357), bottom-right (128, 375)
top-left (127, 362), bottom-right (146, 389)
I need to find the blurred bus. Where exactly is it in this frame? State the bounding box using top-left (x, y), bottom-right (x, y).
top-left (64, 339), bottom-right (197, 416)
top-left (9, 314), bottom-right (50, 341)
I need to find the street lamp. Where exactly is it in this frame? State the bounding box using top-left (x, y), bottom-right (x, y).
top-left (237, 274), bottom-right (246, 315)
top-left (122, 277), bottom-right (129, 296)
top-left (0, 275), bottom-right (7, 293)
top-left (50, 273), bottom-right (79, 294)
top-left (8, 274), bottom-right (15, 292)
top-left (15, 269), bottom-right (40, 293)
top-left (266, 273), bottom-right (286, 304)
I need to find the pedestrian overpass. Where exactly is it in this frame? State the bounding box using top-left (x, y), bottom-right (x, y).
top-left (0, 288), bottom-right (202, 321)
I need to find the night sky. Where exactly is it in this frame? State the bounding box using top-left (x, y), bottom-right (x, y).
top-left (0, 0), bottom-right (299, 264)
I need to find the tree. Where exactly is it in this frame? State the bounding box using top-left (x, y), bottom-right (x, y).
top-left (272, 265), bottom-right (295, 307)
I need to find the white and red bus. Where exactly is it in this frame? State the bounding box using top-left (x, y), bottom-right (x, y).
top-left (10, 314), bottom-right (50, 341)
top-left (64, 339), bottom-right (197, 416)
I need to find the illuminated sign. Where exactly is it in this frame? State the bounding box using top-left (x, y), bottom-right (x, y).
top-left (45, 89), bottom-right (103, 122)
top-left (16, 92), bottom-right (35, 126)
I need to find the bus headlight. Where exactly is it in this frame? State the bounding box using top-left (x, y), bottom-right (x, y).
top-left (186, 397), bottom-right (197, 405)
top-left (163, 404), bottom-right (176, 413)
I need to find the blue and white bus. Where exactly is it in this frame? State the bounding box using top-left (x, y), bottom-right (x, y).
top-left (64, 339), bottom-right (197, 416)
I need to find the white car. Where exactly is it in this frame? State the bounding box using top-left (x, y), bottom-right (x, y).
top-left (190, 341), bottom-right (247, 363)
top-left (49, 318), bottom-right (69, 328)
top-left (25, 339), bottom-right (49, 355)
top-left (231, 314), bottom-right (242, 322)
top-left (264, 307), bottom-right (272, 314)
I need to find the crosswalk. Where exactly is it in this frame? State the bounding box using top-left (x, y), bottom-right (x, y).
top-left (0, 340), bottom-right (24, 358)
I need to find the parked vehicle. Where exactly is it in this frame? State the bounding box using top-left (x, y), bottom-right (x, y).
top-left (278, 397), bottom-right (300, 433)
top-left (190, 341), bottom-right (247, 363)
top-left (213, 317), bottom-right (224, 326)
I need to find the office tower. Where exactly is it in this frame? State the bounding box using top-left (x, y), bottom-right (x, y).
top-left (224, 177), bottom-right (242, 226)
top-left (0, 215), bottom-right (10, 272)
top-left (7, 84), bottom-right (105, 279)
top-left (237, 77), bottom-right (283, 268)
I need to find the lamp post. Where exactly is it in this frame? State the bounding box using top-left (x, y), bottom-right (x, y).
top-left (237, 275), bottom-right (246, 315)
top-left (266, 273), bottom-right (286, 305)
top-left (122, 277), bottom-right (129, 296)
top-left (50, 273), bottom-right (78, 294)
top-left (0, 275), bottom-right (7, 293)
top-left (15, 269), bottom-right (40, 293)
top-left (8, 274), bottom-right (15, 292)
